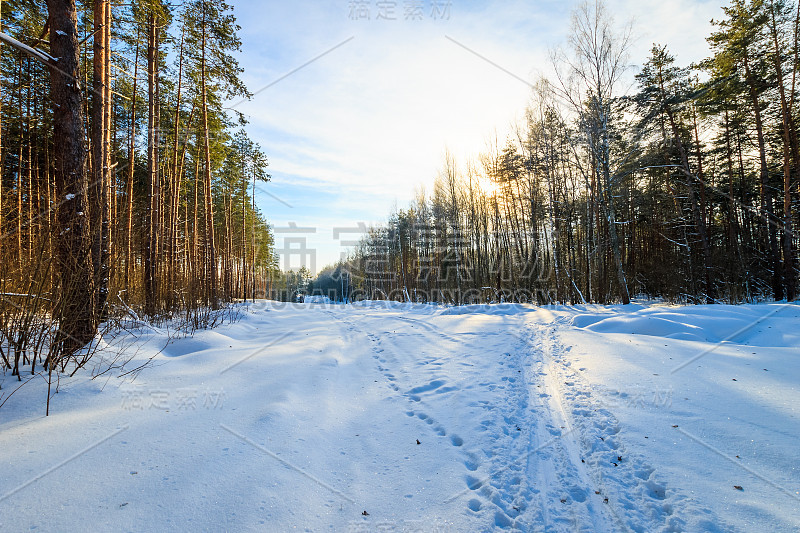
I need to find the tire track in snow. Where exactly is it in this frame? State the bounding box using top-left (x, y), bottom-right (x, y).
top-left (527, 323), bottom-right (624, 533)
top-left (524, 319), bottom-right (723, 533)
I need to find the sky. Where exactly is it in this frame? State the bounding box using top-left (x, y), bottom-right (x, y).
top-left (226, 0), bottom-right (726, 274)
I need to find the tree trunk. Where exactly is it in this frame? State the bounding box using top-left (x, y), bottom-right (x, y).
top-left (200, 7), bottom-right (217, 305)
top-left (144, 12), bottom-right (160, 315)
top-left (46, 0), bottom-right (95, 358)
top-left (662, 95), bottom-right (714, 302)
top-left (124, 31), bottom-right (139, 288)
top-left (768, 4), bottom-right (797, 300)
top-left (91, 0), bottom-right (111, 321)
top-left (0, 0), bottom-right (4, 265)
top-left (241, 153), bottom-right (248, 301)
top-left (596, 106), bottom-right (630, 305)
top-left (167, 26), bottom-right (186, 310)
top-left (744, 52), bottom-right (784, 300)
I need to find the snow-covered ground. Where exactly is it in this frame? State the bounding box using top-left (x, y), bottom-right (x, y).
top-left (1, 301), bottom-right (798, 532)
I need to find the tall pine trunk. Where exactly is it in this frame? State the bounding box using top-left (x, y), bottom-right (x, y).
top-left (46, 0), bottom-right (95, 358)
top-left (200, 6), bottom-right (217, 305)
top-left (91, 0), bottom-right (111, 321)
top-left (144, 12), bottom-right (160, 315)
top-left (124, 31), bottom-right (139, 288)
top-left (768, 4), bottom-right (797, 300)
top-left (744, 52), bottom-right (784, 300)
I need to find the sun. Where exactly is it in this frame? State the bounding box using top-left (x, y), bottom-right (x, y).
top-left (479, 177), bottom-right (501, 197)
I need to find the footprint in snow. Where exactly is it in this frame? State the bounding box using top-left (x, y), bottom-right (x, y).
top-left (464, 453), bottom-right (480, 471)
top-left (466, 475), bottom-right (483, 490)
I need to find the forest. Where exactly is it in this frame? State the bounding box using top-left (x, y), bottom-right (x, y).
top-left (311, 0), bottom-right (800, 307)
top-left (0, 0), bottom-right (282, 391)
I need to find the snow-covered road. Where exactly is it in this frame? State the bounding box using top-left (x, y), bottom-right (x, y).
top-left (1, 302), bottom-right (798, 531)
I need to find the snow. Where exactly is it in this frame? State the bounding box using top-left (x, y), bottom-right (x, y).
top-left (0, 302), bottom-right (798, 531)
top-left (0, 31), bottom-right (57, 64)
top-left (304, 295), bottom-right (333, 304)
top-left (0, 293), bottom-right (50, 300)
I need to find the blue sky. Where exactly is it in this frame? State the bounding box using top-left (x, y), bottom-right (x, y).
top-left (226, 0), bottom-right (724, 273)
